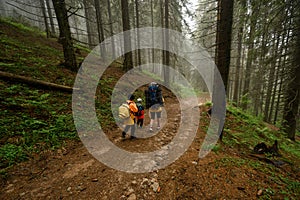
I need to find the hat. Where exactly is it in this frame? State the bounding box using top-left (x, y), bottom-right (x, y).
top-left (150, 82), bottom-right (157, 86)
top-left (128, 94), bottom-right (135, 101)
top-left (137, 98), bottom-right (142, 102)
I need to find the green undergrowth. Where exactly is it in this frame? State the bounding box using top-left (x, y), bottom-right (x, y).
top-left (211, 104), bottom-right (300, 199)
top-left (223, 105), bottom-right (300, 161)
top-left (0, 18), bottom-right (93, 169)
top-left (0, 17), bottom-right (87, 83)
top-left (0, 83), bottom-right (77, 168)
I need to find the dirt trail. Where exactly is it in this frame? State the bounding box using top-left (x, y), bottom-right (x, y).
top-left (0, 92), bottom-right (272, 200)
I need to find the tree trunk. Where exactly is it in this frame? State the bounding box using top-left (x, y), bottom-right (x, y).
top-left (241, 2), bottom-right (259, 110)
top-left (164, 0), bottom-right (170, 87)
top-left (107, 0), bottom-right (116, 57)
top-left (160, 0), bottom-right (165, 71)
top-left (121, 0), bottom-right (133, 71)
top-left (52, 0), bottom-right (77, 70)
top-left (45, 0), bottom-right (56, 37)
top-left (94, 0), bottom-right (106, 59)
top-left (135, 0), bottom-right (141, 66)
top-left (83, 0), bottom-right (93, 49)
top-left (233, 27), bottom-right (243, 104)
top-left (151, 0), bottom-right (155, 66)
top-left (282, 4), bottom-right (300, 140)
top-left (215, 0), bottom-right (234, 93)
top-left (40, 0), bottom-right (50, 37)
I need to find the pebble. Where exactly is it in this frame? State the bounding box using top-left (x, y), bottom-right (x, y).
top-left (131, 180), bottom-right (137, 185)
top-left (67, 187), bottom-right (72, 192)
top-left (125, 188), bottom-right (134, 196)
top-left (257, 189), bottom-right (263, 196)
top-left (19, 192), bottom-right (26, 197)
top-left (151, 182), bottom-right (160, 192)
top-left (141, 178), bottom-right (149, 186)
top-left (127, 193), bottom-right (137, 200)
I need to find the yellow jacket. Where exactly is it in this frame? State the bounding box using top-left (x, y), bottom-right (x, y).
top-left (123, 100), bottom-right (138, 125)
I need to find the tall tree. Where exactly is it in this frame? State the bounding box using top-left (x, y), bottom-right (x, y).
top-left (121, 0), bottom-right (133, 71)
top-left (94, 0), bottom-right (106, 59)
top-left (107, 0), bottom-right (116, 57)
top-left (52, 0), bottom-right (77, 70)
top-left (241, 1), bottom-right (260, 110)
top-left (215, 0), bottom-right (234, 92)
top-left (233, 0), bottom-right (246, 104)
top-left (135, 0), bottom-right (141, 66)
top-left (45, 0), bottom-right (56, 37)
top-left (282, 2), bottom-right (300, 141)
top-left (83, 0), bottom-right (94, 48)
top-left (40, 0), bottom-right (50, 37)
top-left (163, 0), bottom-right (170, 87)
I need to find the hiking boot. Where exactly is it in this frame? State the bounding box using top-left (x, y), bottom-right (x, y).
top-left (122, 132), bottom-right (126, 138)
top-left (130, 136), bottom-right (137, 140)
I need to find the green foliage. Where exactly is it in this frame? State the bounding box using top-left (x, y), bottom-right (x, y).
top-left (225, 105), bottom-right (300, 160)
top-left (0, 83), bottom-right (77, 168)
top-left (0, 144), bottom-right (27, 167)
top-left (1, 18), bottom-right (43, 34)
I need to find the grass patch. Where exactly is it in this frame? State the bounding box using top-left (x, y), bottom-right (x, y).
top-left (0, 83), bottom-right (77, 168)
top-left (224, 105), bottom-right (300, 162)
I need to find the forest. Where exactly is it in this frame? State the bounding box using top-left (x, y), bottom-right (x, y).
top-left (0, 0), bottom-right (299, 199)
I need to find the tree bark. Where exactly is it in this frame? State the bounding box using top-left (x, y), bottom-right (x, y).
top-left (241, 2), bottom-right (259, 110)
top-left (151, 0), bottom-right (155, 67)
top-left (94, 0), bottom-right (106, 59)
top-left (107, 0), bottom-right (116, 57)
top-left (164, 0), bottom-right (170, 87)
top-left (45, 0), bottom-right (56, 37)
top-left (121, 0), bottom-right (133, 71)
top-left (40, 0), bottom-right (50, 37)
top-left (52, 0), bottom-right (77, 70)
top-left (135, 0), bottom-right (141, 66)
top-left (83, 0), bottom-right (93, 48)
top-left (215, 0), bottom-right (234, 93)
top-left (282, 3), bottom-right (300, 140)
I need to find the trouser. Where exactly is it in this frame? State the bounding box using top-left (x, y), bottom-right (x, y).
top-left (122, 124), bottom-right (135, 136)
top-left (137, 119), bottom-right (144, 127)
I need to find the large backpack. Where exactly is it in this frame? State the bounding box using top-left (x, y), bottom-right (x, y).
top-left (145, 83), bottom-right (162, 109)
top-left (118, 103), bottom-right (130, 119)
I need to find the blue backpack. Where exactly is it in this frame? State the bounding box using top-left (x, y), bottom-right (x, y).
top-left (145, 83), bottom-right (162, 108)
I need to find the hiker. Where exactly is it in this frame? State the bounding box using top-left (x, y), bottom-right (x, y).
top-left (121, 95), bottom-right (138, 139)
top-left (145, 82), bottom-right (164, 132)
top-left (136, 98), bottom-right (145, 128)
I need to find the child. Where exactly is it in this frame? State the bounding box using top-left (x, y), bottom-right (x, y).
top-left (136, 98), bottom-right (145, 128)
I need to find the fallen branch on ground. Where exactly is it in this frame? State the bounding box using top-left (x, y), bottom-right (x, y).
top-left (0, 71), bottom-right (78, 93)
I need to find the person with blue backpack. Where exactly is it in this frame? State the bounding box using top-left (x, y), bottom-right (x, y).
top-left (145, 82), bottom-right (164, 132)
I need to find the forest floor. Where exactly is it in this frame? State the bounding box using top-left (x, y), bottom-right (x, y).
top-left (0, 18), bottom-right (300, 200)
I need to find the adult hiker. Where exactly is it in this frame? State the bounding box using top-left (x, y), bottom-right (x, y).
top-left (145, 82), bottom-right (164, 132)
top-left (120, 94), bottom-right (138, 139)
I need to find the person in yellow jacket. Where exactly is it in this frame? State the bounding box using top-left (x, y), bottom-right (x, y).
top-left (122, 95), bottom-right (138, 139)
